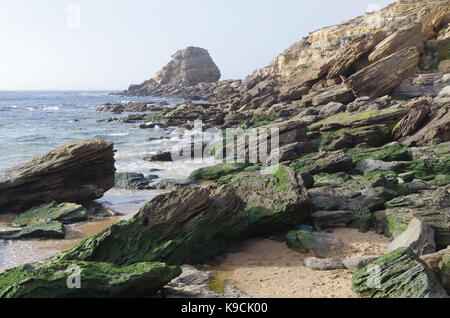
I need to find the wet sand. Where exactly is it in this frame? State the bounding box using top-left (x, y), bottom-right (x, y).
top-left (214, 228), bottom-right (389, 298)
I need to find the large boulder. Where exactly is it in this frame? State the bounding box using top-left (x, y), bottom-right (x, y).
top-left (0, 261), bottom-right (181, 298)
top-left (352, 247), bottom-right (448, 298)
top-left (57, 166), bottom-right (312, 265)
top-left (0, 140), bottom-right (115, 213)
top-left (385, 189), bottom-right (450, 248)
top-left (347, 47), bottom-right (420, 98)
top-left (388, 218), bottom-right (436, 256)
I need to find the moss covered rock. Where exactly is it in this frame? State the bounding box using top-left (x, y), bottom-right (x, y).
top-left (352, 248), bottom-right (448, 298)
top-left (0, 221), bottom-right (65, 240)
top-left (0, 260), bottom-right (181, 298)
top-left (188, 163), bottom-right (251, 181)
top-left (290, 150), bottom-right (353, 175)
top-left (57, 166), bottom-right (311, 266)
top-left (346, 145), bottom-right (411, 165)
top-left (11, 202), bottom-right (87, 227)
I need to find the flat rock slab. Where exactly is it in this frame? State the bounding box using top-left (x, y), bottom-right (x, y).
top-left (11, 202), bottom-right (87, 227)
top-left (0, 221), bottom-right (65, 240)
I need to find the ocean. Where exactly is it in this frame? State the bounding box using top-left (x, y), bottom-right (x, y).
top-left (0, 90), bottom-right (218, 272)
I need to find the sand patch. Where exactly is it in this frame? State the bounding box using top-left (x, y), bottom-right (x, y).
top-left (214, 228), bottom-right (390, 298)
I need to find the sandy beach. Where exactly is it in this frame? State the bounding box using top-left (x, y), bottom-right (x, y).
top-left (215, 228), bottom-right (390, 298)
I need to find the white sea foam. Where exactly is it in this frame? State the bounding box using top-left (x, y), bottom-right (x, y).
top-left (108, 133), bottom-right (130, 137)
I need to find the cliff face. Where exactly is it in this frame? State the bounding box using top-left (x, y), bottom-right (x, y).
top-left (243, 0), bottom-right (450, 85)
top-left (124, 46), bottom-right (221, 97)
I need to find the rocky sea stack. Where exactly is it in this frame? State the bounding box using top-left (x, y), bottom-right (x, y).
top-left (120, 46), bottom-right (226, 99)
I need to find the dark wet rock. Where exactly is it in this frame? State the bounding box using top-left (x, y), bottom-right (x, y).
top-left (144, 151), bottom-right (173, 162)
top-left (96, 102), bottom-right (169, 114)
top-left (343, 256), bottom-right (380, 271)
top-left (0, 221), bottom-right (65, 240)
top-left (0, 139), bottom-right (115, 214)
top-left (304, 257), bottom-right (345, 271)
top-left (161, 265), bottom-right (249, 298)
top-left (299, 172), bottom-right (314, 189)
top-left (138, 122), bottom-right (168, 129)
top-left (285, 230), bottom-right (344, 258)
top-left (308, 187), bottom-right (358, 212)
top-left (352, 247), bottom-right (448, 298)
top-left (388, 218), bottom-right (436, 256)
top-left (312, 211), bottom-right (357, 230)
top-left (57, 166), bottom-right (311, 266)
top-left (399, 172), bottom-right (416, 183)
top-left (0, 260), bottom-right (181, 298)
top-left (11, 202), bottom-right (87, 227)
top-left (115, 172), bottom-right (153, 190)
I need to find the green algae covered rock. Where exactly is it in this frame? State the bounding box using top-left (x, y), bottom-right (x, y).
top-left (57, 166), bottom-right (311, 266)
top-left (290, 150), bottom-right (353, 175)
top-left (11, 202), bottom-right (88, 227)
top-left (188, 163), bottom-right (251, 181)
top-left (346, 145), bottom-right (411, 165)
top-left (0, 260), bottom-right (181, 298)
top-left (352, 248), bottom-right (448, 298)
top-left (0, 221), bottom-right (65, 240)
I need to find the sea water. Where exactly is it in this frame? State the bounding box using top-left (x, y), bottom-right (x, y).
top-left (0, 90), bottom-right (218, 272)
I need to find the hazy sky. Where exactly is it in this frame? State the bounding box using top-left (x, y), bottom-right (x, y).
top-left (0, 0), bottom-right (396, 90)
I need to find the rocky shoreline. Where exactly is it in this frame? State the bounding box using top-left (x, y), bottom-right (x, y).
top-left (1, 0), bottom-right (450, 298)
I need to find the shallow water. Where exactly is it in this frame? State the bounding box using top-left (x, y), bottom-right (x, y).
top-left (0, 91), bottom-right (219, 272)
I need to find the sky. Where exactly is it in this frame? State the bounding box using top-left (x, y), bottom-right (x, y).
top-left (0, 0), bottom-right (397, 90)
